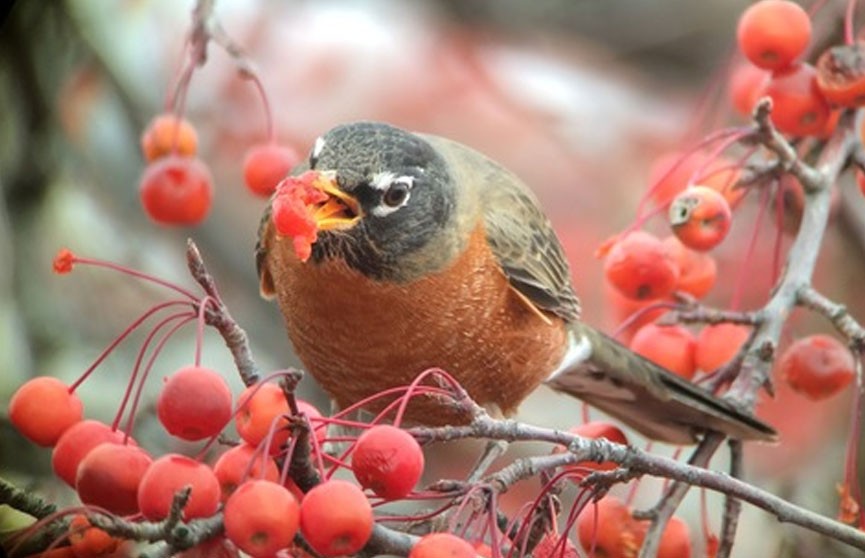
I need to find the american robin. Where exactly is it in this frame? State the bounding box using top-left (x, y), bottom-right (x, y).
top-left (255, 121), bottom-right (776, 444)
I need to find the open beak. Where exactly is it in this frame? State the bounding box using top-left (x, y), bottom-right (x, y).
top-left (309, 171), bottom-right (362, 230)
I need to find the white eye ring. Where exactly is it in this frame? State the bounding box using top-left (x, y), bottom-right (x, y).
top-left (370, 175), bottom-right (413, 217)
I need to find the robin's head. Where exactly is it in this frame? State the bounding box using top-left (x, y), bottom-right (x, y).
top-left (299, 122), bottom-right (461, 279)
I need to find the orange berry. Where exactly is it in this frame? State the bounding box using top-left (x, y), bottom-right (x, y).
top-left (52, 420), bottom-right (131, 487)
top-left (729, 62), bottom-right (770, 117)
top-left (737, 0), bottom-right (811, 71)
top-left (139, 156), bottom-right (213, 226)
top-left (777, 334), bottom-right (855, 400)
top-left (9, 377), bottom-right (83, 447)
top-left (352, 425), bottom-right (424, 500)
top-left (669, 186), bottom-right (732, 252)
top-left (816, 42), bottom-right (865, 107)
top-left (658, 516), bottom-right (692, 558)
top-left (68, 514), bottom-right (120, 558)
top-left (630, 323), bottom-right (697, 380)
top-left (141, 114), bottom-right (198, 162)
top-left (224, 480), bottom-right (300, 558)
top-left (300, 480), bottom-right (373, 557)
top-left (765, 63), bottom-right (831, 137)
top-left (663, 236), bottom-right (717, 299)
top-left (695, 323), bottom-right (750, 373)
top-left (577, 497), bottom-right (645, 558)
top-left (213, 443), bottom-right (280, 502)
top-left (157, 365), bottom-right (232, 441)
top-left (243, 143), bottom-right (300, 197)
top-left (76, 443), bottom-right (152, 516)
top-left (234, 382), bottom-right (291, 454)
top-left (409, 533), bottom-right (476, 558)
top-left (137, 454), bottom-right (221, 521)
top-left (603, 231), bottom-right (679, 301)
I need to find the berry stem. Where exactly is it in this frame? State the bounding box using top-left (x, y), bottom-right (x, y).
top-left (730, 181), bottom-right (771, 311)
top-left (118, 312), bottom-right (196, 437)
top-left (68, 255), bottom-right (199, 300)
top-left (69, 300), bottom-right (192, 393)
top-left (193, 295), bottom-right (215, 367)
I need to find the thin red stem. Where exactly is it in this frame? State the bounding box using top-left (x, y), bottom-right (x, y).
top-left (846, 0), bottom-right (859, 45)
top-left (69, 256), bottom-right (199, 300)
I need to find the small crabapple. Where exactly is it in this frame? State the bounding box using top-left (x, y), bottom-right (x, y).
top-left (409, 533), bottom-right (476, 558)
top-left (737, 0), bottom-right (811, 71)
top-left (777, 334), bottom-right (855, 400)
top-left (352, 425), bottom-right (424, 500)
top-left (765, 63), bottom-right (831, 137)
top-left (603, 231), bottom-right (679, 301)
top-left (243, 142), bottom-right (300, 197)
top-left (300, 479), bottom-right (374, 557)
top-left (224, 480), bottom-right (300, 558)
top-left (139, 155), bottom-right (213, 226)
top-left (9, 376), bottom-right (83, 447)
top-left (669, 186), bottom-right (732, 251)
top-left (157, 365), bottom-right (232, 441)
top-left (630, 323), bottom-right (697, 380)
top-left (140, 113), bottom-right (198, 162)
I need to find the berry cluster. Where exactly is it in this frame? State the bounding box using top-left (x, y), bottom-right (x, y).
top-left (599, 0), bottom-right (857, 401)
top-left (136, 18), bottom-right (299, 227)
top-left (8, 250), bottom-right (435, 557)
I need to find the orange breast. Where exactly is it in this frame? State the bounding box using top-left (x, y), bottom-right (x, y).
top-left (264, 225), bottom-right (568, 425)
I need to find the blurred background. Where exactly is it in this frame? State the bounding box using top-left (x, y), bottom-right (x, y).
top-left (1, 1), bottom-right (863, 556)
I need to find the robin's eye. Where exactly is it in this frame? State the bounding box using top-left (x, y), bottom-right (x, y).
top-left (382, 182), bottom-right (410, 208)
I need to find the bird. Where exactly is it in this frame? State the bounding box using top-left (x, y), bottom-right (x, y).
top-left (255, 121), bottom-right (776, 445)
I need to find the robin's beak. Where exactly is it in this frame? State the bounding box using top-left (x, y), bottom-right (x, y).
top-left (309, 171), bottom-right (362, 230)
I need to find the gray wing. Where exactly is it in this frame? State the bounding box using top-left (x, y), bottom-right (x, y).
top-left (424, 135), bottom-right (581, 323)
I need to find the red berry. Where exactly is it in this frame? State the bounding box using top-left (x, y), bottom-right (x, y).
top-left (213, 443), bottom-right (280, 502)
top-left (556, 421), bottom-right (628, 477)
top-left (658, 516), bottom-right (692, 558)
top-left (141, 114), bottom-right (198, 162)
top-left (68, 514), bottom-right (121, 558)
top-left (603, 231), bottom-right (679, 301)
top-left (76, 443), bottom-right (153, 516)
top-left (352, 425), bottom-right (424, 500)
top-left (577, 497), bottom-right (645, 558)
top-left (737, 0), bottom-right (811, 71)
top-left (663, 236), bottom-right (717, 299)
top-left (409, 533), bottom-right (476, 558)
top-left (271, 171), bottom-right (330, 262)
top-left (234, 382), bottom-right (290, 454)
top-left (777, 334), bottom-right (855, 400)
top-left (669, 186), bottom-right (732, 252)
top-left (139, 155), bottom-right (213, 226)
top-left (9, 377), bottom-right (83, 447)
top-left (52, 420), bottom-right (131, 487)
top-left (765, 63), bottom-right (831, 137)
top-left (300, 479), bottom-right (373, 557)
top-left (815, 42), bottom-right (865, 107)
top-left (630, 323), bottom-right (697, 380)
top-left (157, 365), bottom-right (232, 441)
top-left (729, 63), bottom-right (770, 117)
top-left (695, 323), bottom-right (750, 373)
top-left (243, 143), bottom-right (300, 197)
top-left (224, 480), bottom-right (300, 558)
top-left (137, 454), bottom-right (221, 521)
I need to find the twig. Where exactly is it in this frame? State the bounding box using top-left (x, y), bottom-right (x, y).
top-left (186, 239), bottom-right (260, 386)
top-left (637, 433), bottom-right (724, 558)
top-left (728, 101), bottom-right (858, 407)
top-left (0, 477), bottom-right (57, 519)
top-left (717, 440), bottom-right (743, 558)
top-left (797, 286), bottom-right (865, 352)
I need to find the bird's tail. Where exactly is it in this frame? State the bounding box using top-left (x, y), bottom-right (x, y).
top-left (544, 323), bottom-right (777, 444)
